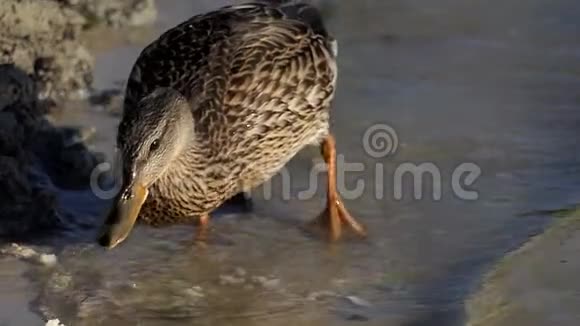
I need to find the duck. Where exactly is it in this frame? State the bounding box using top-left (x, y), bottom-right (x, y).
top-left (98, 1), bottom-right (366, 249)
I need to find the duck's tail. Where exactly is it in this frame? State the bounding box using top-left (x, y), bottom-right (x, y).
top-left (256, 1), bottom-right (329, 37)
top-left (280, 1), bottom-right (329, 38)
top-left (260, 1), bottom-right (336, 56)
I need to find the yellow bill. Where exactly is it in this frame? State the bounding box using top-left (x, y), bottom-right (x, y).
top-left (98, 184), bottom-right (149, 249)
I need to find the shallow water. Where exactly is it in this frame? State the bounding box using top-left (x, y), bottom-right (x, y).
top-left (3, 0), bottom-right (580, 325)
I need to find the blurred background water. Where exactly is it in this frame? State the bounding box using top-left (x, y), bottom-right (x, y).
top-left (3, 0), bottom-right (580, 325)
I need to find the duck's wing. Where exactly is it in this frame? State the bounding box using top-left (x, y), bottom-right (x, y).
top-left (216, 11), bottom-right (338, 136)
top-left (123, 6), bottom-right (238, 109)
top-left (124, 2), bottom-right (337, 130)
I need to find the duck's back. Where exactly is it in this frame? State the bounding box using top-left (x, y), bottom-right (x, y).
top-left (124, 2), bottom-right (336, 111)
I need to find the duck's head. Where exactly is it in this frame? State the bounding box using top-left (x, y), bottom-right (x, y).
top-left (98, 87), bottom-right (193, 249)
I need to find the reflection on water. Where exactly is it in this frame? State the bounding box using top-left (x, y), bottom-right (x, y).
top-left (22, 0), bottom-right (580, 325)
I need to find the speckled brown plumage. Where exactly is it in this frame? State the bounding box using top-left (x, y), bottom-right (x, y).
top-left (108, 2), bottom-right (366, 242)
top-left (119, 2), bottom-right (337, 225)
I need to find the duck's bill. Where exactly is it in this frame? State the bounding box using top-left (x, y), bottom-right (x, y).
top-left (98, 184), bottom-right (149, 249)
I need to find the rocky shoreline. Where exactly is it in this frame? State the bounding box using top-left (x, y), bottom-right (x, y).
top-left (0, 0), bottom-right (157, 239)
top-left (0, 0), bottom-right (157, 101)
top-left (57, 0), bottom-right (157, 28)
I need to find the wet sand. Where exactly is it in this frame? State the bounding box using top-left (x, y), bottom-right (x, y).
top-left (0, 258), bottom-right (44, 325)
top-left (467, 209), bottom-right (580, 326)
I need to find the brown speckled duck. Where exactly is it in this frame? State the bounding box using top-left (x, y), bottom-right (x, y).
top-left (98, 1), bottom-right (366, 248)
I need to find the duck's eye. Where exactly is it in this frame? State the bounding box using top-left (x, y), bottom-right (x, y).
top-left (149, 139), bottom-right (160, 152)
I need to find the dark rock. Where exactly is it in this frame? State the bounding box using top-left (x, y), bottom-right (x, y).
top-left (0, 64), bottom-right (104, 238)
top-left (0, 156), bottom-right (62, 237)
top-left (89, 88), bottom-right (124, 116)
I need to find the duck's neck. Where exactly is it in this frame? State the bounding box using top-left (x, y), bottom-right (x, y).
top-left (151, 140), bottom-right (226, 215)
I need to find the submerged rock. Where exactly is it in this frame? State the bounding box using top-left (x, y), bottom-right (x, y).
top-left (219, 274), bottom-right (246, 286)
top-left (344, 295), bottom-right (372, 308)
top-left (39, 253), bottom-right (59, 267)
top-left (0, 243), bottom-right (58, 266)
top-left (89, 88), bottom-right (124, 116)
top-left (251, 275), bottom-right (281, 289)
top-left (46, 319), bottom-right (66, 326)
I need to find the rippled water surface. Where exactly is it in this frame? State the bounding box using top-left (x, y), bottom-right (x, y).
top-left (4, 0), bottom-right (580, 325)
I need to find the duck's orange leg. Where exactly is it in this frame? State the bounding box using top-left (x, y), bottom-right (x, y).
top-left (194, 213), bottom-right (210, 244)
top-left (318, 135), bottom-right (367, 240)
